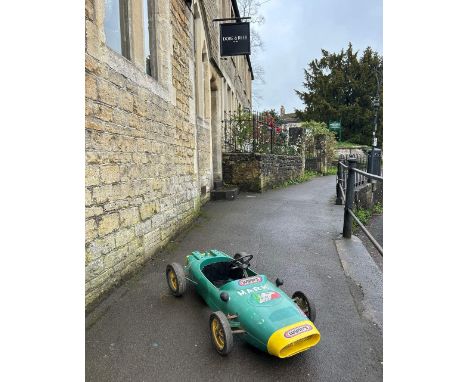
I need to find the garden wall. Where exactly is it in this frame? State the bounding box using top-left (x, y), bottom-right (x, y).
top-left (335, 146), bottom-right (369, 160)
top-left (354, 181), bottom-right (383, 210)
top-left (222, 153), bottom-right (304, 192)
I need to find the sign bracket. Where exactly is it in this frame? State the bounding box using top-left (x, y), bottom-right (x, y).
top-left (213, 17), bottom-right (251, 23)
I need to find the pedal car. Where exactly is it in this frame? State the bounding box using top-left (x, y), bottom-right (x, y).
top-left (166, 249), bottom-right (320, 358)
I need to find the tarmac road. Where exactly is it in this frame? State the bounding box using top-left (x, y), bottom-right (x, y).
top-left (86, 175), bottom-right (383, 382)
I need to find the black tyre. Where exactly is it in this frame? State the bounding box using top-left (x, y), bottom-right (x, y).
top-left (166, 263), bottom-right (186, 297)
top-left (292, 291), bottom-right (317, 323)
top-left (209, 311), bottom-right (233, 356)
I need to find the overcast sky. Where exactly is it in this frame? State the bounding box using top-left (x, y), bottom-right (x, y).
top-left (253, 0), bottom-right (383, 113)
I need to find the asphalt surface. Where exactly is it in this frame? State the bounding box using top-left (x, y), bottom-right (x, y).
top-left (86, 175), bottom-right (383, 382)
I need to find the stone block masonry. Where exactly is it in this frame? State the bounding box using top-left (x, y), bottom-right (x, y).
top-left (85, 0), bottom-right (253, 310)
top-left (354, 181), bottom-right (383, 211)
top-left (222, 153), bottom-right (304, 192)
top-left (85, 0), bottom-right (201, 310)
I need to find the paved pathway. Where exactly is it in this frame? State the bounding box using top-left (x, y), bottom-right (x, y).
top-left (86, 175), bottom-right (383, 382)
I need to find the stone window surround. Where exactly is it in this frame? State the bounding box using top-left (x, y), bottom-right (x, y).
top-left (144, 0), bottom-right (158, 79)
top-left (96, 0), bottom-right (174, 105)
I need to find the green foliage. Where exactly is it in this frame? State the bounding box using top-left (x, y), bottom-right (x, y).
top-left (352, 202), bottom-right (383, 231)
top-left (302, 120), bottom-right (337, 165)
top-left (323, 167), bottom-right (337, 175)
top-left (372, 202), bottom-right (383, 215)
top-left (302, 121), bottom-right (335, 137)
top-left (336, 141), bottom-right (369, 149)
top-left (272, 170), bottom-right (318, 189)
top-left (354, 208), bottom-right (373, 226)
top-left (232, 110), bottom-right (254, 152)
top-left (232, 109), bottom-right (300, 155)
top-left (258, 109), bottom-right (296, 155)
top-left (298, 170), bottom-right (319, 182)
top-left (296, 43), bottom-right (383, 146)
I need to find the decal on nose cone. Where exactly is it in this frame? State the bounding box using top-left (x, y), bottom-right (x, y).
top-left (238, 276), bottom-right (262, 286)
top-left (284, 324), bottom-right (313, 338)
top-left (253, 291), bottom-right (280, 304)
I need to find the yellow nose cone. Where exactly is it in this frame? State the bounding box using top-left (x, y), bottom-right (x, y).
top-left (267, 320), bottom-right (321, 358)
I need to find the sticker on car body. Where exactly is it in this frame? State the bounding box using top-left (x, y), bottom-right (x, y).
top-left (236, 285), bottom-right (268, 296)
top-left (253, 291), bottom-right (281, 304)
top-left (238, 276), bottom-right (262, 287)
top-left (284, 324), bottom-right (313, 338)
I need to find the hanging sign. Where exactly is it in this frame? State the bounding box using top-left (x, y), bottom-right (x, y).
top-left (220, 22), bottom-right (250, 56)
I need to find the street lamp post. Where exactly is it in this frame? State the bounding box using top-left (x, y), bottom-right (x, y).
top-left (368, 70), bottom-right (381, 177)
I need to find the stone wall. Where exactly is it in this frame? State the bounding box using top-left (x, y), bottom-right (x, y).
top-left (335, 146), bottom-right (369, 160)
top-left (223, 153), bottom-right (304, 192)
top-left (85, 0), bottom-right (199, 309)
top-left (85, 0), bottom-right (253, 310)
top-left (354, 182), bottom-right (383, 210)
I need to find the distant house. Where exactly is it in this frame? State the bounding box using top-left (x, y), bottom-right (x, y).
top-left (279, 105), bottom-right (303, 145)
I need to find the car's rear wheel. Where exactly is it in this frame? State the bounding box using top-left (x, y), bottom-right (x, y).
top-left (292, 291), bottom-right (316, 322)
top-left (209, 311), bottom-right (233, 356)
top-left (166, 263), bottom-right (186, 297)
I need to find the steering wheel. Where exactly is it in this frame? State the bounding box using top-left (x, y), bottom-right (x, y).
top-left (230, 254), bottom-right (253, 270)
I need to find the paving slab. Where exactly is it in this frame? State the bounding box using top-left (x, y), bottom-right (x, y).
top-left (335, 235), bottom-right (383, 329)
top-left (86, 175), bottom-right (383, 382)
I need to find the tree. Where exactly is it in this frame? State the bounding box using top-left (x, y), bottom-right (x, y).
top-left (295, 43), bottom-right (383, 146)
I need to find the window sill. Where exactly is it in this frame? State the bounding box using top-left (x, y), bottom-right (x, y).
top-left (103, 46), bottom-right (170, 102)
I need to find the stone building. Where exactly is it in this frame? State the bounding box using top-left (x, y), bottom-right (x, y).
top-left (280, 105), bottom-right (301, 129)
top-left (85, 0), bottom-right (253, 309)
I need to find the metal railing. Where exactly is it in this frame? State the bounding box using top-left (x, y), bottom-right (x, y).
top-left (222, 110), bottom-right (298, 155)
top-left (335, 154), bottom-right (368, 190)
top-left (336, 156), bottom-right (383, 255)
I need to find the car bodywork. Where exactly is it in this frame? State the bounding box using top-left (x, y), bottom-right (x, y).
top-left (183, 249), bottom-right (320, 358)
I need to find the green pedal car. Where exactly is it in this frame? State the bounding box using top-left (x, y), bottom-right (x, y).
top-left (166, 249), bottom-right (321, 358)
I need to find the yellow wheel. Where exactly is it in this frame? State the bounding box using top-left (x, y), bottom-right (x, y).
top-left (209, 311), bottom-right (233, 356)
top-left (168, 270), bottom-right (178, 290)
top-left (166, 263), bottom-right (186, 297)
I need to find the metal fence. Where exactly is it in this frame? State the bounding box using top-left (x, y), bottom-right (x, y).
top-left (335, 154), bottom-right (368, 191)
top-left (222, 110), bottom-right (299, 155)
top-left (336, 156), bottom-right (383, 255)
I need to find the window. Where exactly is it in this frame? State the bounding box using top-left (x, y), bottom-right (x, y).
top-left (104, 0), bottom-right (130, 59)
top-left (143, 0), bottom-right (157, 78)
top-left (105, 0), bottom-right (160, 78)
top-left (143, 0), bottom-right (151, 75)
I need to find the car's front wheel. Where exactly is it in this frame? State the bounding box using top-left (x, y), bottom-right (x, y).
top-left (166, 263), bottom-right (186, 297)
top-left (292, 291), bottom-right (316, 322)
top-left (209, 311), bottom-right (233, 356)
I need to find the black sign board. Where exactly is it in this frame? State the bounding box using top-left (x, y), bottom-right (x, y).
top-left (220, 22), bottom-right (250, 56)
